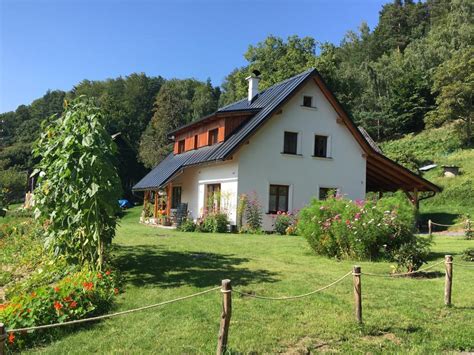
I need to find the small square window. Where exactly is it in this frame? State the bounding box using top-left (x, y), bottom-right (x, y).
top-left (319, 187), bottom-right (336, 200)
top-left (303, 96), bottom-right (313, 107)
top-left (283, 131), bottom-right (298, 155)
top-left (177, 139), bottom-right (185, 154)
top-left (208, 129), bottom-right (219, 145)
top-left (314, 135), bottom-right (328, 157)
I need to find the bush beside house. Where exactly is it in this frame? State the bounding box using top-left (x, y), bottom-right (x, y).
top-left (298, 192), bottom-right (431, 271)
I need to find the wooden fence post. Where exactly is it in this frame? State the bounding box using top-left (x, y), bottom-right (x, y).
top-left (353, 266), bottom-right (362, 324)
top-left (217, 279), bottom-right (232, 355)
top-left (0, 323), bottom-right (6, 355)
top-left (428, 219), bottom-right (432, 236)
top-left (444, 255), bottom-right (453, 306)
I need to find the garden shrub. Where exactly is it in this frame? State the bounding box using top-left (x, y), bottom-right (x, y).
top-left (178, 218), bottom-right (196, 232)
top-left (243, 193), bottom-right (263, 233)
top-left (273, 211), bottom-right (298, 235)
top-left (298, 192), bottom-right (428, 269)
top-left (198, 213), bottom-right (229, 233)
top-left (461, 248), bottom-right (474, 262)
top-left (0, 268), bottom-right (120, 351)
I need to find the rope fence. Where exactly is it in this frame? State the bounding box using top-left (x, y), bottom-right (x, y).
top-left (361, 260), bottom-right (445, 278)
top-left (0, 255), bottom-right (472, 355)
top-left (428, 218), bottom-right (472, 236)
top-left (232, 271), bottom-right (352, 300)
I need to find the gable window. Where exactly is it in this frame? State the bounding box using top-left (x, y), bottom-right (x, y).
top-left (208, 128), bottom-right (219, 145)
top-left (283, 131), bottom-right (298, 155)
top-left (171, 186), bottom-right (182, 209)
top-left (319, 187), bottom-right (336, 200)
top-left (194, 135), bottom-right (199, 149)
top-left (177, 139), bottom-right (185, 154)
top-left (269, 184), bottom-right (289, 213)
top-left (314, 135), bottom-right (328, 157)
top-left (303, 95), bottom-right (313, 108)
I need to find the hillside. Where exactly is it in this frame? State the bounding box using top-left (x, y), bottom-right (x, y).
top-left (381, 123), bottom-right (474, 228)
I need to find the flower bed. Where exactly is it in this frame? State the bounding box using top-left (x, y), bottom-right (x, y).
top-left (0, 268), bottom-right (119, 350)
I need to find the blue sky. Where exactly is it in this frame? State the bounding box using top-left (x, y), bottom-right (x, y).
top-left (0, 0), bottom-right (386, 113)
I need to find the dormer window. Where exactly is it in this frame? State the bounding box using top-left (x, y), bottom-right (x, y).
top-left (177, 139), bottom-right (185, 154)
top-left (208, 128), bottom-right (218, 145)
top-left (303, 96), bottom-right (313, 108)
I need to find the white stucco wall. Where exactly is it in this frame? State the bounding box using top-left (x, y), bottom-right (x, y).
top-left (171, 159), bottom-right (239, 224)
top-left (237, 80), bottom-right (367, 230)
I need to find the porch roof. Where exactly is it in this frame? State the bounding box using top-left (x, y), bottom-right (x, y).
top-left (132, 143), bottom-right (223, 191)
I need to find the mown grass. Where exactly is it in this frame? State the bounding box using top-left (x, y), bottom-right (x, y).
top-left (26, 207), bottom-right (473, 354)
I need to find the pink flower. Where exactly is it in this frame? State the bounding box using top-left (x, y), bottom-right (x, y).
top-left (354, 212), bottom-right (361, 220)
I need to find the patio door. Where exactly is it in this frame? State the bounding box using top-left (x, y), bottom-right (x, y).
top-left (206, 183), bottom-right (221, 213)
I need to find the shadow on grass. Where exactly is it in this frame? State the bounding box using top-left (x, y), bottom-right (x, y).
top-left (113, 244), bottom-right (279, 288)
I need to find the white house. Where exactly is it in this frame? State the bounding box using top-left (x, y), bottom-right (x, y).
top-left (133, 68), bottom-right (439, 230)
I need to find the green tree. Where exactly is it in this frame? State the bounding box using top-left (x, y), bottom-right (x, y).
top-left (139, 79), bottom-right (219, 168)
top-left (220, 35), bottom-right (317, 105)
top-left (33, 96), bottom-right (121, 269)
top-left (426, 48), bottom-right (473, 144)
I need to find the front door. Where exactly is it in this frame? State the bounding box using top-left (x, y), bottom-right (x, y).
top-left (206, 183), bottom-right (221, 213)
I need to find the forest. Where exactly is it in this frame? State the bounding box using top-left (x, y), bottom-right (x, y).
top-left (0, 0), bottom-right (472, 203)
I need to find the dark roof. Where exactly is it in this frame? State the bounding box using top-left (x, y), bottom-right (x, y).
top-left (133, 68), bottom-right (316, 190)
top-left (133, 143), bottom-right (223, 191)
top-left (358, 127), bottom-right (382, 154)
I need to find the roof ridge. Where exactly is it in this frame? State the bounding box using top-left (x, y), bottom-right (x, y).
top-left (217, 67), bottom-right (316, 111)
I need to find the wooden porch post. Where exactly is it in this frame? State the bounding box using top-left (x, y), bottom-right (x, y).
top-left (166, 183), bottom-right (173, 217)
top-left (154, 190), bottom-right (159, 218)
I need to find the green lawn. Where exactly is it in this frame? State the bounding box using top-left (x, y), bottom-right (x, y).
top-left (28, 207), bottom-right (473, 353)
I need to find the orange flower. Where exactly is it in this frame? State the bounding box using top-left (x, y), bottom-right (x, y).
top-left (83, 282), bottom-right (94, 291)
top-left (54, 301), bottom-right (62, 311)
top-left (113, 288), bottom-right (119, 295)
top-left (8, 332), bottom-right (15, 344)
top-left (31, 291), bottom-right (37, 298)
top-left (0, 304), bottom-right (6, 311)
top-left (97, 273), bottom-right (103, 279)
top-left (70, 301), bottom-right (77, 309)
top-left (54, 286), bottom-right (60, 293)
top-left (105, 270), bottom-right (111, 276)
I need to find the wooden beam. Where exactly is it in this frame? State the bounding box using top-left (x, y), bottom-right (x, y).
top-left (154, 191), bottom-right (159, 218)
top-left (166, 183), bottom-right (172, 217)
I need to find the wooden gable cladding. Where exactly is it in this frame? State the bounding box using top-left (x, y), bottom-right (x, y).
top-left (173, 112), bottom-right (253, 154)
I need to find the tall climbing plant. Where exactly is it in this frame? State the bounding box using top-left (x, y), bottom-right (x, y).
top-left (33, 96), bottom-right (121, 269)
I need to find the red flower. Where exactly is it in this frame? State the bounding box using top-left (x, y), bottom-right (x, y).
top-left (63, 296), bottom-right (73, 302)
top-left (70, 301), bottom-right (77, 309)
top-left (83, 282), bottom-right (94, 291)
top-left (105, 270), bottom-right (111, 276)
top-left (8, 332), bottom-right (15, 344)
top-left (113, 288), bottom-right (119, 295)
top-left (54, 301), bottom-right (62, 311)
top-left (54, 286), bottom-right (60, 293)
top-left (345, 219), bottom-right (351, 225)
